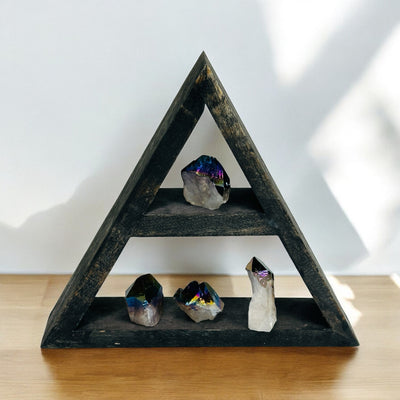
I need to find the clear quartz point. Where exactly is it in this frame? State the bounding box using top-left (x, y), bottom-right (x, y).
top-left (246, 257), bottom-right (277, 332)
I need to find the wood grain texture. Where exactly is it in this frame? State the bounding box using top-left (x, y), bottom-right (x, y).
top-left (41, 55), bottom-right (206, 347)
top-left (2, 274), bottom-right (400, 400)
top-left (44, 297), bottom-right (355, 348)
top-left (197, 54), bottom-right (356, 342)
top-left (41, 52), bottom-right (357, 347)
top-left (130, 188), bottom-right (278, 237)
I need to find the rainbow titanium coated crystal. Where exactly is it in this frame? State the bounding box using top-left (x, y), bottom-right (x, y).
top-left (174, 280), bottom-right (224, 323)
top-left (125, 274), bottom-right (163, 327)
top-left (181, 155), bottom-right (230, 210)
top-left (246, 257), bottom-right (277, 332)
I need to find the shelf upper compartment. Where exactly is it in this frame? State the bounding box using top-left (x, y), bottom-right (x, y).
top-left (40, 297), bottom-right (355, 348)
top-left (129, 188), bottom-right (279, 237)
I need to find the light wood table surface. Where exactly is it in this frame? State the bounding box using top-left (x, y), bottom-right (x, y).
top-left (1, 274), bottom-right (399, 399)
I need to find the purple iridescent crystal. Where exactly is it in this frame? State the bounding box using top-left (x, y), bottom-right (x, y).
top-left (174, 280), bottom-right (224, 322)
top-left (181, 155), bottom-right (230, 210)
top-left (246, 257), bottom-right (277, 332)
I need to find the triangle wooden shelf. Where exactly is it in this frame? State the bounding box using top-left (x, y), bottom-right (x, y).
top-left (41, 52), bottom-right (358, 348)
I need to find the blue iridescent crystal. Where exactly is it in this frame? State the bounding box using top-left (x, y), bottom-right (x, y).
top-left (174, 280), bottom-right (224, 322)
top-left (125, 274), bottom-right (163, 327)
top-left (181, 155), bottom-right (230, 210)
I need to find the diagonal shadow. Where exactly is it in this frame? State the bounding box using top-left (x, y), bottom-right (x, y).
top-left (1, 0), bottom-right (399, 275)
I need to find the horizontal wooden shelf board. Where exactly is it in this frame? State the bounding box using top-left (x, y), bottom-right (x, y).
top-left (41, 297), bottom-right (356, 348)
top-left (146, 188), bottom-right (265, 216)
top-left (129, 188), bottom-right (279, 237)
top-left (79, 296), bottom-right (329, 331)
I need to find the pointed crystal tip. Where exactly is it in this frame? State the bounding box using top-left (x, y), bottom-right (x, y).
top-left (246, 257), bottom-right (274, 287)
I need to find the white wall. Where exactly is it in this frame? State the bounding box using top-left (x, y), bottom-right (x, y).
top-left (1, 0), bottom-right (400, 275)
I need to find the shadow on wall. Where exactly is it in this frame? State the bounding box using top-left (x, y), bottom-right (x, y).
top-left (1, 0), bottom-right (400, 274)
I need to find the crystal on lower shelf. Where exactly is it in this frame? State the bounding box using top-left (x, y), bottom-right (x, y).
top-left (125, 274), bottom-right (163, 327)
top-left (246, 257), bottom-right (277, 332)
top-left (174, 280), bottom-right (224, 323)
top-left (181, 155), bottom-right (230, 210)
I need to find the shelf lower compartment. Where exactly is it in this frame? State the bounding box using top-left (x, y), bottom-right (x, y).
top-left (43, 297), bottom-right (357, 348)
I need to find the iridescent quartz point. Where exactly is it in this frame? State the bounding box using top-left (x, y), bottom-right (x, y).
top-left (246, 257), bottom-right (277, 332)
top-left (174, 281), bottom-right (224, 323)
top-left (181, 155), bottom-right (230, 210)
top-left (125, 274), bottom-right (163, 327)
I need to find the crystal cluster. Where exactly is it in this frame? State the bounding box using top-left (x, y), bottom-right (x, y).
top-left (174, 281), bottom-right (224, 322)
top-left (181, 155), bottom-right (230, 210)
top-left (246, 257), bottom-right (277, 332)
top-left (125, 274), bottom-right (163, 327)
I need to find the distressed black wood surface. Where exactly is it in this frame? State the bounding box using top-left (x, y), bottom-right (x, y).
top-left (42, 297), bottom-right (356, 348)
top-left (198, 58), bottom-right (356, 342)
top-left (42, 52), bottom-right (358, 348)
top-left (130, 188), bottom-right (278, 237)
top-left (41, 54), bottom-right (206, 347)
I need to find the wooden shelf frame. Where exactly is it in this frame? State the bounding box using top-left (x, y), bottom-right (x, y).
top-left (41, 52), bottom-right (358, 348)
top-left (51, 297), bottom-right (354, 348)
top-left (131, 188), bottom-right (276, 237)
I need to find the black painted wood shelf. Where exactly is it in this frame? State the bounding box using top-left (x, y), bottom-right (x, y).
top-left (41, 52), bottom-right (358, 348)
top-left (130, 188), bottom-right (278, 237)
top-left (48, 297), bottom-right (353, 348)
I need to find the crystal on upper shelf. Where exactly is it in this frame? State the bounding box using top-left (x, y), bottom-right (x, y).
top-left (174, 280), bottom-right (224, 323)
top-left (181, 155), bottom-right (230, 210)
top-left (125, 274), bottom-right (163, 327)
top-left (246, 257), bottom-right (277, 332)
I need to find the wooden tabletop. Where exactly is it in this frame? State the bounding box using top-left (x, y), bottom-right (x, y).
top-left (1, 274), bottom-right (399, 399)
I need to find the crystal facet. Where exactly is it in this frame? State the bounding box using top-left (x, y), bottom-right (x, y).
top-left (174, 281), bottom-right (224, 322)
top-left (181, 155), bottom-right (230, 210)
top-left (246, 257), bottom-right (277, 332)
top-left (125, 274), bottom-right (163, 327)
